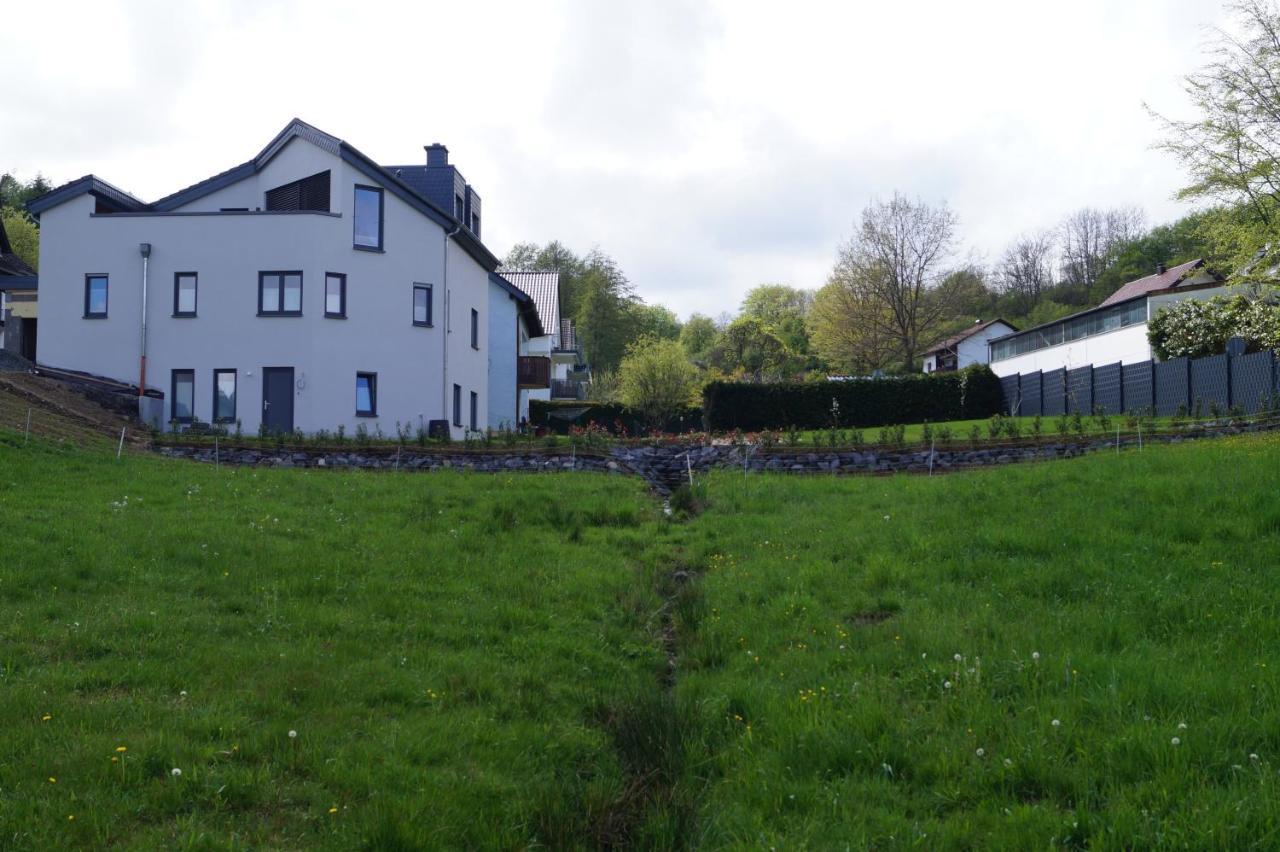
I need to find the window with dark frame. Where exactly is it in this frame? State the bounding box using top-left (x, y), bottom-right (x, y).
top-left (173, 272), bottom-right (197, 317)
top-left (84, 274), bottom-right (108, 318)
top-left (453, 383), bottom-right (462, 427)
top-left (171, 369), bottom-right (195, 424)
top-left (258, 271), bottom-right (303, 316)
top-left (454, 194), bottom-right (465, 220)
top-left (353, 185), bottom-right (384, 250)
top-left (471, 213), bottom-right (480, 237)
top-left (325, 273), bottom-right (346, 318)
top-left (470, 308), bottom-right (479, 349)
top-left (213, 369), bottom-right (237, 422)
top-left (469, 391), bottom-right (477, 431)
top-left (356, 372), bottom-right (377, 417)
top-left (413, 284), bottom-right (433, 327)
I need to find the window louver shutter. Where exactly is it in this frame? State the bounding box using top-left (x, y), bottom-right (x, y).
top-left (265, 170), bottom-right (331, 212)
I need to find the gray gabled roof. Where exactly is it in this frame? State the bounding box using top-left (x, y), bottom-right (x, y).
top-left (23, 118), bottom-right (501, 271)
top-left (498, 271), bottom-right (560, 341)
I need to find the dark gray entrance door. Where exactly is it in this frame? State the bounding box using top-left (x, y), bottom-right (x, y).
top-left (262, 367), bottom-right (294, 433)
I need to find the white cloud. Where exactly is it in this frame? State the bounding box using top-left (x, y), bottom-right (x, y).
top-left (1, 0), bottom-right (1229, 318)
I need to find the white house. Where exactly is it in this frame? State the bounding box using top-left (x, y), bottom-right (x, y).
top-left (27, 118), bottom-right (514, 438)
top-left (922, 318), bottom-right (1017, 373)
top-left (987, 259), bottom-right (1225, 378)
top-left (496, 271), bottom-right (586, 423)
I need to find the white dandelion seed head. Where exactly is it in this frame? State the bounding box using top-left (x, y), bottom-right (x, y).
top-left (954, 653), bottom-right (962, 662)
top-left (288, 730), bottom-right (297, 739)
top-left (1031, 652), bottom-right (1040, 661)
top-left (1177, 722), bottom-right (1187, 730)
top-left (1003, 758), bottom-right (1013, 768)
top-left (943, 681), bottom-right (953, 689)
top-left (171, 767), bottom-right (182, 777)
top-left (1051, 719), bottom-right (1061, 727)
top-left (1250, 753), bottom-right (1260, 761)
top-left (975, 748), bottom-right (985, 757)
top-left (883, 515), bottom-right (890, 521)
top-left (1171, 737), bottom-right (1181, 746)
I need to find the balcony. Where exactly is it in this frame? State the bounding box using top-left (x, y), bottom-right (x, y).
top-left (517, 356), bottom-right (550, 389)
top-left (551, 378), bottom-right (587, 400)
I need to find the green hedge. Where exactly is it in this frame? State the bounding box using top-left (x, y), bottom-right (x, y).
top-left (529, 400), bottom-right (704, 435)
top-left (702, 365), bottom-right (1003, 431)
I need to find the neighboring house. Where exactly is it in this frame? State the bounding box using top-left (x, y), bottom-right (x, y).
top-left (988, 259), bottom-right (1225, 377)
top-left (922, 318), bottom-right (1017, 373)
top-left (497, 270), bottom-right (586, 422)
top-left (26, 118), bottom-right (513, 437)
top-left (486, 272), bottom-right (542, 430)
top-left (0, 218), bottom-right (38, 360)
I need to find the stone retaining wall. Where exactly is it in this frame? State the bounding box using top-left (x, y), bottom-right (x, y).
top-left (155, 418), bottom-right (1278, 493)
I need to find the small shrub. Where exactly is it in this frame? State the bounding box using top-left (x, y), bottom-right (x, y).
top-left (355, 423), bottom-right (370, 445)
top-left (785, 425), bottom-right (801, 447)
top-left (849, 429), bottom-right (865, 447)
top-left (987, 415), bottom-right (1005, 439)
top-left (543, 433), bottom-right (560, 449)
top-left (1003, 417), bottom-right (1021, 439)
top-left (936, 426), bottom-right (953, 446)
top-left (1070, 410), bottom-right (1085, 438)
top-left (1031, 415), bottom-right (1043, 439)
top-left (968, 424), bottom-right (982, 447)
top-left (1093, 405), bottom-right (1111, 434)
top-left (336, 424), bottom-right (347, 445)
top-left (1055, 415), bottom-right (1070, 437)
top-left (921, 422), bottom-right (933, 445)
top-left (757, 430), bottom-right (779, 450)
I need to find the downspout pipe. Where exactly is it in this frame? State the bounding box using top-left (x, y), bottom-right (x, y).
top-left (441, 224), bottom-right (461, 424)
top-left (138, 242), bottom-right (152, 395)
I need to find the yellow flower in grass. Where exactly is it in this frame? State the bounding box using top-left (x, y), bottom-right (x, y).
top-left (115, 746), bottom-right (127, 753)
top-left (48, 777), bottom-right (56, 784)
top-left (41, 714), bottom-right (52, 722)
top-left (328, 807), bottom-right (338, 814)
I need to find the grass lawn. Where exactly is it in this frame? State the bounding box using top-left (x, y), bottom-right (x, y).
top-left (3, 428), bottom-right (1280, 847)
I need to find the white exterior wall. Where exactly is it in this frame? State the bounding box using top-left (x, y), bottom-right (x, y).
top-left (988, 323), bottom-right (1153, 377)
top-left (988, 287), bottom-right (1228, 378)
top-left (36, 138), bottom-right (491, 437)
top-left (956, 323), bottom-right (1013, 366)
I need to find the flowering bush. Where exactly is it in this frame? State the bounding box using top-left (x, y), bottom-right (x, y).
top-left (1148, 294), bottom-right (1280, 360)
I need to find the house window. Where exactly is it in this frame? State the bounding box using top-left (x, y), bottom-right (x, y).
top-left (471, 212), bottom-right (480, 237)
top-left (469, 391), bottom-right (477, 431)
top-left (174, 272), bottom-right (197, 317)
top-left (413, 284), bottom-right (433, 327)
top-left (356, 372), bottom-right (377, 417)
top-left (353, 185), bottom-right (384, 250)
top-left (455, 193), bottom-right (465, 220)
top-left (213, 369), bottom-right (236, 422)
top-left (171, 369), bottom-right (195, 424)
top-left (470, 308), bottom-right (479, 349)
top-left (452, 383), bottom-right (462, 427)
top-left (325, 273), bottom-right (346, 318)
top-left (84, 274), bottom-right (108, 318)
top-left (258, 271), bottom-right (303, 316)
top-left (265, 170), bottom-right (331, 212)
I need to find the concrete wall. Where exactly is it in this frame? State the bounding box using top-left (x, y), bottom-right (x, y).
top-left (36, 137), bottom-right (491, 437)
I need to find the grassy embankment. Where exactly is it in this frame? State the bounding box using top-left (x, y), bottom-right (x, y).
top-left (3, 428), bottom-right (1280, 847)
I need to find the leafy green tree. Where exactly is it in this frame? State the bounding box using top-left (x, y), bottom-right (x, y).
top-left (1148, 293), bottom-right (1280, 359)
top-left (710, 316), bottom-right (791, 380)
top-left (740, 284), bottom-right (813, 355)
top-left (617, 336), bottom-right (700, 427)
top-left (808, 278), bottom-right (896, 374)
top-left (575, 250), bottom-right (639, 372)
top-left (0, 173), bottom-right (53, 212)
top-left (1, 210), bottom-right (39, 270)
top-left (501, 240), bottom-right (588, 317)
top-left (630, 302), bottom-right (682, 341)
top-left (679, 313), bottom-right (719, 360)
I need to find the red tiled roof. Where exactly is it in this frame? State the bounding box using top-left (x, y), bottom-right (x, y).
top-left (1098, 258), bottom-right (1206, 307)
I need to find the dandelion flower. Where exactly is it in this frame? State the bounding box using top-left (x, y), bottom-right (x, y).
top-left (954, 653), bottom-right (962, 662)
top-left (329, 807), bottom-right (338, 814)
top-left (1250, 753), bottom-right (1260, 761)
top-left (1177, 722), bottom-right (1187, 730)
top-left (1171, 737), bottom-right (1181, 746)
top-left (976, 748), bottom-right (985, 757)
top-left (1031, 652), bottom-right (1040, 661)
top-left (288, 730), bottom-right (298, 739)
top-left (943, 680), bottom-right (953, 689)
top-left (41, 714), bottom-right (51, 722)
top-left (180, 690), bottom-right (188, 698)
top-left (1051, 719), bottom-right (1061, 728)
top-left (116, 746), bottom-right (127, 753)
top-left (171, 767), bottom-right (182, 777)
top-left (1003, 758), bottom-right (1013, 768)
top-left (67, 815), bottom-right (74, 821)
top-left (48, 777), bottom-right (56, 784)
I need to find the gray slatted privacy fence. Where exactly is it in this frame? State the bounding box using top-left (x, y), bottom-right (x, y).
top-left (1154, 358), bottom-right (1190, 416)
top-left (1122, 361), bottom-right (1154, 412)
top-left (1067, 366), bottom-right (1093, 415)
top-left (1001, 349), bottom-right (1279, 417)
top-left (1020, 371), bottom-right (1042, 417)
top-left (1093, 362), bottom-right (1123, 415)
top-left (1043, 369), bottom-right (1067, 416)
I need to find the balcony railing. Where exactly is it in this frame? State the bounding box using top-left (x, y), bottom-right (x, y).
top-left (517, 356), bottom-right (550, 389)
top-left (551, 379), bottom-right (587, 400)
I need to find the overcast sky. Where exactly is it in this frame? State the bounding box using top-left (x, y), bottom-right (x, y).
top-left (2, 0), bottom-right (1231, 318)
